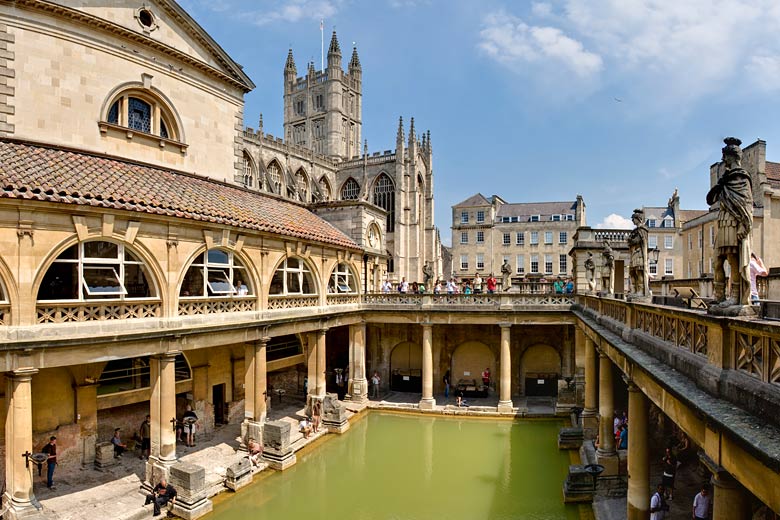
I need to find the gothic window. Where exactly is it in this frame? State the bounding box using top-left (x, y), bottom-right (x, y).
top-left (296, 169), bottom-right (309, 202)
top-left (241, 152), bottom-right (254, 188)
top-left (179, 249), bottom-right (252, 298)
top-left (328, 263), bottom-right (358, 293)
top-left (269, 257), bottom-right (315, 295)
top-left (319, 176), bottom-right (332, 200)
top-left (315, 93), bottom-right (324, 110)
top-left (267, 161), bottom-right (282, 194)
top-left (104, 88), bottom-right (179, 141)
top-left (0, 277), bottom-right (5, 303)
top-left (373, 174), bottom-right (395, 232)
top-left (37, 241), bottom-right (157, 301)
top-left (341, 178), bottom-right (360, 200)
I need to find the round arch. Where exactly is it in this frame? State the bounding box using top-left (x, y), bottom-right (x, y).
top-left (268, 255), bottom-right (320, 296)
top-left (520, 344), bottom-right (561, 397)
top-left (0, 252), bottom-right (17, 325)
top-left (389, 341), bottom-right (422, 392)
top-left (175, 245), bottom-right (260, 300)
top-left (327, 261), bottom-right (360, 294)
top-left (451, 340), bottom-right (495, 392)
top-left (100, 81), bottom-right (185, 142)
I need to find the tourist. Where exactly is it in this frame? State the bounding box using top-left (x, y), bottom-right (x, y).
top-left (443, 370), bottom-right (450, 398)
top-left (692, 485), bottom-right (711, 520)
top-left (303, 376), bottom-right (308, 396)
top-left (235, 279), bottom-right (248, 296)
top-left (613, 411), bottom-right (622, 436)
top-left (139, 415), bottom-right (151, 460)
top-left (433, 280), bottom-right (442, 294)
top-left (247, 437), bottom-right (263, 467)
top-left (312, 399), bottom-right (322, 433)
top-left (474, 273), bottom-right (483, 294)
top-left (554, 277), bottom-right (565, 294)
top-left (564, 278), bottom-right (574, 294)
top-left (42, 435), bottom-right (57, 489)
top-left (456, 388), bottom-right (465, 407)
top-left (482, 367), bottom-right (490, 389)
top-left (417, 282), bottom-right (426, 294)
top-left (182, 404), bottom-right (198, 447)
top-left (299, 417), bottom-right (313, 439)
top-left (486, 274), bottom-right (497, 294)
top-left (381, 279), bottom-right (392, 293)
top-left (446, 278), bottom-right (456, 294)
top-left (463, 281), bottom-right (472, 294)
top-left (371, 371), bottom-right (381, 398)
top-left (618, 424), bottom-right (628, 449)
top-left (144, 477), bottom-right (177, 517)
top-left (399, 277), bottom-right (409, 293)
top-left (749, 252), bottom-right (768, 304)
top-left (675, 432), bottom-right (690, 465)
top-left (661, 448), bottom-right (677, 500)
top-left (650, 483), bottom-right (669, 519)
top-left (112, 428), bottom-right (127, 458)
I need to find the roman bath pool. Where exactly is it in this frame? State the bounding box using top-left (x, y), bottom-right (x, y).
top-left (208, 412), bottom-right (584, 519)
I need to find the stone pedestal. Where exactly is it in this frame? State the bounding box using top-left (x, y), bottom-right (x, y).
top-left (321, 394), bottom-right (349, 434)
top-left (94, 442), bottom-right (119, 470)
top-left (261, 421), bottom-right (296, 470)
top-left (563, 465), bottom-right (595, 503)
top-left (225, 458), bottom-right (252, 491)
top-left (558, 427), bottom-right (584, 450)
top-left (169, 462), bottom-right (212, 520)
top-left (348, 323), bottom-right (369, 404)
top-left (240, 420), bottom-right (263, 451)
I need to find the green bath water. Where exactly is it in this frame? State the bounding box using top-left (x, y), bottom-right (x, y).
top-left (208, 413), bottom-right (581, 520)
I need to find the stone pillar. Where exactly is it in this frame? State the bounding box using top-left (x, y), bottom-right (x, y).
top-left (626, 381), bottom-right (649, 520)
top-left (147, 352), bottom-right (178, 485)
top-left (242, 338), bottom-right (269, 446)
top-left (74, 381), bottom-right (98, 465)
top-left (316, 328), bottom-right (327, 397)
top-left (306, 332), bottom-right (317, 398)
top-left (581, 335), bottom-right (599, 435)
top-left (597, 352), bottom-right (618, 475)
top-left (419, 322), bottom-right (436, 410)
top-left (711, 471), bottom-right (751, 520)
top-left (348, 322), bottom-right (368, 403)
top-left (4, 368), bottom-right (38, 518)
top-left (254, 338), bottom-right (268, 422)
top-left (497, 323), bottom-right (513, 412)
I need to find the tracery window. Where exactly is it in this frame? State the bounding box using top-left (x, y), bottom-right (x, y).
top-left (328, 263), bottom-right (357, 293)
top-left (319, 177), bottom-right (332, 201)
top-left (341, 178), bottom-right (360, 200)
top-left (269, 257), bottom-right (315, 295)
top-left (179, 249), bottom-right (252, 298)
top-left (296, 169), bottom-right (309, 202)
top-left (105, 89), bottom-right (178, 141)
top-left (373, 173), bottom-right (395, 232)
top-left (37, 241), bottom-right (156, 301)
top-left (267, 162), bottom-right (282, 194)
top-left (242, 152), bottom-right (254, 188)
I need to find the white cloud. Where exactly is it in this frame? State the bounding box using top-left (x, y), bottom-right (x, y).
top-left (745, 55), bottom-right (780, 92)
top-left (531, 2), bottom-right (553, 17)
top-left (245, 0), bottom-right (341, 25)
top-left (478, 11), bottom-right (602, 79)
top-left (595, 213), bottom-right (633, 229)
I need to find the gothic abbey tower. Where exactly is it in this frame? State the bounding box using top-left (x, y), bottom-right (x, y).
top-left (283, 32), bottom-right (363, 162)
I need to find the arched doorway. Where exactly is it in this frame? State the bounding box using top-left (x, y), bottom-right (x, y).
top-left (521, 344), bottom-right (561, 397)
top-left (390, 341), bottom-right (422, 392)
top-left (451, 341), bottom-right (495, 391)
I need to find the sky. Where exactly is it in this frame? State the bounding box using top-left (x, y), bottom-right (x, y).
top-left (179, 0), bottom-right (780, 246)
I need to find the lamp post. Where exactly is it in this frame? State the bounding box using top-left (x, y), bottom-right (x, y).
top-left (648, 247), bottom-right (660, 267)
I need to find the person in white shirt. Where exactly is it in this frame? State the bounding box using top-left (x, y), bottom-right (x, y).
top-left (381, 280), bottom-right (392, 293)
top-left (613, 412), bottom-right (622, 435)
top-left (399, 277), bottom-right (409, 293)
top-left (236, 280), bottom-right (248, 296)
top-left (446, 279), bottom-right (456, 294)
top-left (692, 485), bottom-right (711, 520)
top-left (299, 417), bottom-right (312, 439)
top-left (650, 483), bottom-right (668, 520)
top-left (749, 253), bottom-right (768, 304)
top-left (474, 273), bottom-right (483, 294)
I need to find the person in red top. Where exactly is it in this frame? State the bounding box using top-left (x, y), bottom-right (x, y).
top-left (482, 368), bottom-right (491, 390)
top-left (486, 274), bottom-right (497, 294)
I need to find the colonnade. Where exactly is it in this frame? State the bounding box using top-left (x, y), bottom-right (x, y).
top-left (580, 331), bottom-right (754, 520)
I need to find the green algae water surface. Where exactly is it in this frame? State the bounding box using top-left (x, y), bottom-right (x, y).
top-left (208, 413), bottom-right (580, 520)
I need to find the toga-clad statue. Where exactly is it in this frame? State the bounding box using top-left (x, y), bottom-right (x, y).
top-left (422, 262), bottom-right (433, 285)
top-left (706, 137), bottom-right (753, 307)
top-left (501, 259), bottom-right (512, 292)
top-left (601, 241), bottom-right (614, 296)
top-left (627, 208), bottom-right (649, 297)
top-left (584, 252), bottom-right (596, 293)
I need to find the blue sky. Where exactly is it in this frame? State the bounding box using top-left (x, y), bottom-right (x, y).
top-left (180, 0), bottom-right (780, 246)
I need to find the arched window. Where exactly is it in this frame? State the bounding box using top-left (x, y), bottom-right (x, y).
top-left (105, 88), bottom-right (180, 141)
top-left (267, 161), bottom-right (282, 194)
top-left (37, 241), bottom-right (156, 301)
top-left (373, 173), bottom-right (395, 232)
top-left (319, 176), bottom-right (332, 201)
top-left (270, 257), bottom-right (315, 295)
top-left (328, 263), bottom-right (358, 293)
top-left (180, 249), bottom-right (252, 298)
top-left (341, 178), bottom-right (360, 200)
top-left (242, 152), bottom-right (254, 188)
top-left (98, 353), bottom-right (191, 396)
top-left (296, 169), bottom-right (309, 202)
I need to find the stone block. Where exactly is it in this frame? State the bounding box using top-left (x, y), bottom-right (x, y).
top-left (322, 393), bottom-right (349, 433)
top-left (558, 427), bottom-right (584, 450)
top-left (225, 458), bottom-right (252, 491)
top-left (169, 462), bottom-right (212, 520)
top-left (262, 420), bottom-right (296, 470)
top-left (563, 464), bottom-right (594, 503)
top-left (94, 442), bottom-right (118, 470)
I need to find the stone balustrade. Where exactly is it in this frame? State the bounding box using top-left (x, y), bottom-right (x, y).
top-left (36, 299), bottom-right (162, 324)
top-left (178, 297), bottom-right (257, 316)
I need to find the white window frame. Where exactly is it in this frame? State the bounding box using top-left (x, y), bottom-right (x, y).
top-left (648, 235), bottom-right (658, 249)
top-left (460, 255), bottom-right (469, 270)
top-left (329, 263), bottom-right (358, 293)
top-left (503, 233), bottom-right (510, 245)
top-left (476, 253), bottom-right (485, 270)
top-left (476, 210), bottom-right (485, 223)
top-left (476, 231), bottom-right (484, 244)
top-left (270, 257), bottom-right (315, 296)
top-left (552, 214), bottom-right (561, 222)
top-left (664, 235), bottom-right (673, 249)
top-left (566, 214), bottom-right (574, 221)
top-left (82, 266), bottom-right (125, 297)
top-left (530, 215), bottom-right (540, 222)
top-left (559, 254), bottom-right (567, 274)
top-left (664, 258), bottom-right (673, 276)
top-left (516, 232), bottom-right (524, 245)
top-left (516, 255), bottom-right (525, 274)
top-left (530, 255), bottom-right (539, 274)
top-left (181, 249), bottom-right (251, 298)
top-left (559, 231), bottom-right (567, 244)
top-left (649, 262), bottom-right (658, 275)
top-left (648, 219), bottom-right (656, 228)
top-left (544, 254), bottom-right (553, 274)
top-left (709, 226), bottom-right (715, 246)
top-left (530, 231), bottom-right (539, 245)
top-left (460, 232), bottom-right (468, 244)
top-left (663, 217), bottom-right (673, 228)
top-left (544, 231), bottom-right (553, 245)
top-left (461, 211), bottom-right (469, 224)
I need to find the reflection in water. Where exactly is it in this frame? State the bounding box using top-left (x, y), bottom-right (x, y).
top-left (208, 413), bottom-right (580, 520)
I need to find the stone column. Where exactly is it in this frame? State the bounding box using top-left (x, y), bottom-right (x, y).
top-left (255, 338), bottom-right (268, 422)
top-left (711, 471), bottom-right (751, 520)
top-left (626, 381), bottom-right (649, 520)
top-left (147, 352), bottom-right (178, 485)
top-left (597, 352), bottom-right (618, 475)
top-left (316, 328), bottom-right (327, 397)
top-left (497, 323), bottom-right (513, 412)
top-left (581, 335), bottom-right (599, 435)
top-left (306, 332), bottom-right (317, 398)
top-left (419, 322), bottom-right (436, 410)
top-left (348, 322), bottom-right (368, 403)
top-left (74, 381), bottom-right (98, 465)
top-left (4, 368), bottom-right (38, 518)
top-left (242, 338), bottom-right (269, 446)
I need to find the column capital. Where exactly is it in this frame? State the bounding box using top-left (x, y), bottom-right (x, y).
top-left (258, 336), bottom-right (271, 346)
top-left (9, 367), bottom-right (38, 380)
top-left (622, 373), bottom-right (640, 391)
top-left (498, 322), bottom-right (512, 329)
top-left (154, 350), bottom-right (181, 361)
top-left (318, 327), bottom-right (329, 336)
top-left (420, 321), bottom-right (433, 328)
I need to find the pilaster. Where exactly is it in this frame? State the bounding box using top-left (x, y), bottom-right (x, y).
top-left (581, 335), bottom-right (599, 435)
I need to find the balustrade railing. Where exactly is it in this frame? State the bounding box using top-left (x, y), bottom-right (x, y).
top-left (732, 324), bottom-right (780, 386)
top-left (326, 294), bottom-right (360, 306)
top-left (178, 297), bottom-right (257, 316)
top-left (267, 295), bottom-right (319, 310)
top-left (36, 300), bottom-right (162, 324)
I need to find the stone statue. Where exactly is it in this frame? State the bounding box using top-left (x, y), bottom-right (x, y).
top-left (584, 252), bottom-right (596, 293)
top-left (501, 259), bottom-right (512, 291)
top-left (627, 208), bottom-right (649, 298)
top-left (706, 137), bottom-right (753, 308)
top-left (422, 262), bottom-right (433, 285)
top-left (600, 241), bottom-right (614, 295)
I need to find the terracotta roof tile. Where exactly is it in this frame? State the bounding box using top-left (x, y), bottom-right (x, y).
top-left (766, 161), bottom-right (780, 188)
top-left (0, 140), bottom-right (359, 250)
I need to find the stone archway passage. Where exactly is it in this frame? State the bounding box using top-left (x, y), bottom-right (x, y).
top-left (390, 342), bottom-right (422, 392)
top-left (521, 344), bottom-right (561, 397)
top-left (451, 341), bottom-right (496, 392)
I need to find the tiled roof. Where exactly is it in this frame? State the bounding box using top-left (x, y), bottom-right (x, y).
top-left (453, 193), bottom-right (491, 207)
top-left (496, 201), bottom-right (577, 218)
top-left (0, 140), bottom-right (359, 249)
top-left (767, 161), bottom-right (780, 189)
top-left (679, 209), bottom-right (707, 222)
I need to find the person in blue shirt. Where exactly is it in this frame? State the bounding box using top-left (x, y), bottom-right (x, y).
top-left (618, 424), bottom-right (628, 449)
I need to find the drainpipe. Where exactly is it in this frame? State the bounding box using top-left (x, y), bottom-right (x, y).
top-left (363, 254), bottom-right (369, 294)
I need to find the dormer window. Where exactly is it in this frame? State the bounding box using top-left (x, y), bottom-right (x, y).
top-left (530, 215), bottom-right (540, 222)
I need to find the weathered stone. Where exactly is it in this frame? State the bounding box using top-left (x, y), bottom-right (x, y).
top-left (169, 462), bottom-right (212, 520)
top-left (558, 427), bottom-right (584, 450)
top-left (562, 464), bottom-right (595, 503)
top-left (94, 442), bottom-right (118, 470)
top-left (225, 458), bottom-right (252, 491)
top-left (261, 421), bottom-right (296, 470)
top-left (321, 393), bottom-right (349, 434)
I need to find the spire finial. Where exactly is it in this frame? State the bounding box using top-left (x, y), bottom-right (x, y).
top-left (408, 117), bottom-right (416, 147)
top-left (426, 130), bottom-right (431, 151)
top-left (285, 48), bottom-right (296, 73)
top-left (259, 113), bottom-right (263, 130)
top-left (349, 45), bottom-right (361, 71)
top-left (328, 30), bottom-right (341, 55)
